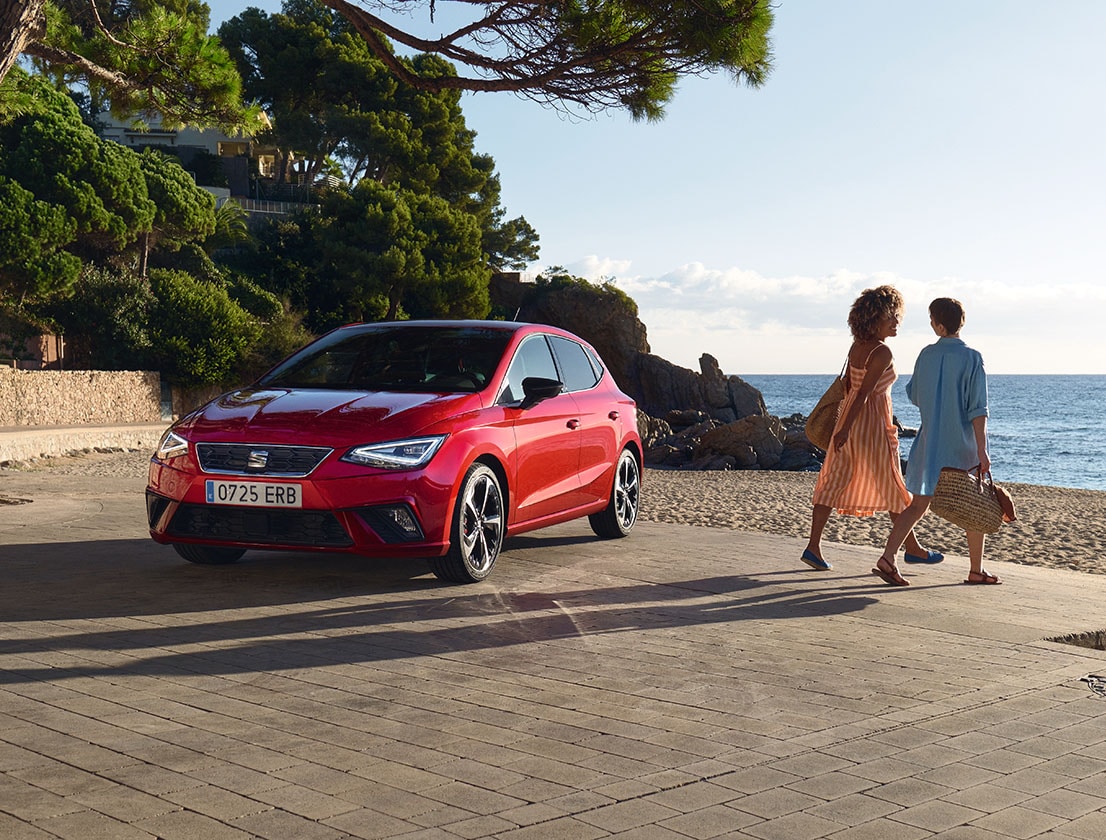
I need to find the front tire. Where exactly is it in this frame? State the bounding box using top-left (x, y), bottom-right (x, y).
top-left (589, 449), bottom-right (640, 538)
top-left (172, 544), bottom-right (246, 565)
top-left (431, 463), bottom-right (505, 583)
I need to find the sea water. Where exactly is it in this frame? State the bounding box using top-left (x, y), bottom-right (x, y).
top-left (742, 374), bottom-right (1106, 491)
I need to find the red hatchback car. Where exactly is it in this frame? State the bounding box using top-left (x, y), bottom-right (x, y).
top-left (147, 320), bottom-right (642, 583)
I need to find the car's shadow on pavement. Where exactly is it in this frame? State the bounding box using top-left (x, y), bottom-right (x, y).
top-left (0, 534), bottom-right (879, 687)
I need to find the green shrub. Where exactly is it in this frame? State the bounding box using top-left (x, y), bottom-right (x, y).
top-left (148, 268), bottom-right (260, 386)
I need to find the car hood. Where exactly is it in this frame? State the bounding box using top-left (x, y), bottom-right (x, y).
top-left (177, 387), bottom-right (482, 445)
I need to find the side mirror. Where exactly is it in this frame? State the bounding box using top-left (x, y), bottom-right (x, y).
top-left (520, 376), bottom-right (563, 409)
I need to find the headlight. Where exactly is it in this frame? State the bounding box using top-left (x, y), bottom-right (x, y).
top-left (155, 430), bottom-right (189, 461)
top-left (341, 435), bottom-right (446, 470)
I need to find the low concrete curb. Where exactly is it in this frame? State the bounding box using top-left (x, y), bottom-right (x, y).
top-left (0, 422), bottom-right (167, 462)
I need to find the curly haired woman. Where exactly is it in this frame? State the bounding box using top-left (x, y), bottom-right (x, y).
top-left (801, 285), bottom-right (942, 573)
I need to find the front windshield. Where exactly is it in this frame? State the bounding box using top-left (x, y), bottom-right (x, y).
top-left (259, 325), bottom-right (513, 393)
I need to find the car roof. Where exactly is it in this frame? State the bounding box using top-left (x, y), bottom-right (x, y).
top-left (333, 320), bottom-right (579, 339)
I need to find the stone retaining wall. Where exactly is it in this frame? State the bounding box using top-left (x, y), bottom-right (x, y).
top-left (0, 369), bottom-right (162, 426)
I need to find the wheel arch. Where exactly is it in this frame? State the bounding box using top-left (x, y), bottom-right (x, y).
top-left (473, 453), bottom-right (511, 522)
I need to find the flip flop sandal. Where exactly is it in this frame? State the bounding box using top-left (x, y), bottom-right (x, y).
top-left (964, 571), bottom-right (1002, 585)
top-left (872, 559), bottom-right (910, 586)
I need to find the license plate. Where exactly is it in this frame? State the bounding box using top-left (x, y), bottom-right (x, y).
top-left (205, 480), bottom-right (302, 508)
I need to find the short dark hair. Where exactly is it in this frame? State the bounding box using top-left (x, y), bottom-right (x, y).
top-left (848, 285), bottom-right (904, 341)
top-left (929, 298), bottom-right (965, 335)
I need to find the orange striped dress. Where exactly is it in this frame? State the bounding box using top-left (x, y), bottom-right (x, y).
top-left (811, 351), bottom-right (911, 516)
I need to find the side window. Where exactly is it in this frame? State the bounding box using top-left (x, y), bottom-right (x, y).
top-left (550, 336), bottom-right (600, 393)
top-left (498, 335), bottom-right (559, 404)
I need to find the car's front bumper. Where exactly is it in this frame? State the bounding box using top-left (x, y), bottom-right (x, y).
top-left (146, 459), bottom-right (457, 558)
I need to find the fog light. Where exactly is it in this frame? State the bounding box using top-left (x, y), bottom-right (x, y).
top-left (356, 504), bottom-right (425, 543)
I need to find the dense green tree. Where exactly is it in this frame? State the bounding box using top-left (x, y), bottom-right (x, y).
top-left (0, 70), bottom-right (219, 277)
top-left (319, 180), bottom-right (489, 323)
top-left (137, 148), bottom-right (217, 273)
top-left (3, 0), bottom-right (257, 130)
top-left (0, 176), bottom-right (81, 304)
top-left (4, 1), bottom-right (773, 124)
top-left (222, 2), bottom-right (536, 318)
top-left (0, 71), bottom-right (155, 266)
top-left (318, 0), bottom-right (774, 120)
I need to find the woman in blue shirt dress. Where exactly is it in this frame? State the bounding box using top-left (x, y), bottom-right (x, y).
top-left (873, 298), bottom-right (999, 586)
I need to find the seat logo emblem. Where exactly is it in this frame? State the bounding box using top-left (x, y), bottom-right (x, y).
top-left (246, 450), bottom-right (269, 470)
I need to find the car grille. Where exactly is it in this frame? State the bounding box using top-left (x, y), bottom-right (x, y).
top-left (167, 503), bottom-right (353, 548)
top-left (196, 443), bottom-right (332, 477)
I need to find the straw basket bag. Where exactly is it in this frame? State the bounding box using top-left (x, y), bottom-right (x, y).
top-left (931, 467), bottom-right (1015, 534)
top-left (805, 359), bottom-right (848, 451)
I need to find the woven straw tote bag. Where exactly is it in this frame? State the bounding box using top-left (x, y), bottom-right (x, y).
top-left (931, 467), bottom-right (1005, 534)
top-left (805, 358), bottom-right (848, 450)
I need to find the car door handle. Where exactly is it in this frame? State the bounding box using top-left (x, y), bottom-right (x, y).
top-left (566, 419), bottom-right (580, 430)
top-left (608, 411), bottom-right (620, 420)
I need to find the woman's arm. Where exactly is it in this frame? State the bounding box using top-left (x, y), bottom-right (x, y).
top-left (972, 414), bottom-right (990, 473)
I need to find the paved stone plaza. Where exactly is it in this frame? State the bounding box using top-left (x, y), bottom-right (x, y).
top-left (3, 468), bottom-right (1106, 839)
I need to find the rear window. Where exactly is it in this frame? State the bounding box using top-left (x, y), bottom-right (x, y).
top-left (550, 335), bottom-right (601, 392)
top-left (260, 326), bottom-right (513, 393)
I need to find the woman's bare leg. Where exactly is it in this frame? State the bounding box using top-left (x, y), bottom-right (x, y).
top-left (805, 504), bottom-right (833, 561)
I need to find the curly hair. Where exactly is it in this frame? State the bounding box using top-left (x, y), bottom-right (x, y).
top-left (848, 285), bottom-right (904, 341)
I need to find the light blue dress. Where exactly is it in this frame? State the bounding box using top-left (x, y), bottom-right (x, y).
top-left (903, 337), bottom-right (988, 496)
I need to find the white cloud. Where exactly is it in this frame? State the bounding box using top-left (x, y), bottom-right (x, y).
top-left (544, 256), bottom-right (1106, 374)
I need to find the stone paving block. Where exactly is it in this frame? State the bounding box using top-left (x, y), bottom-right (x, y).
top-left (969, 803), bottom-right (1069, 838)
top-left (821, 817), bottom-right (931, 840)
top-left (727, 787), bottom-right (822, 820)
top-left (0, 779), bottom-right (85, 821)
top-left (914, 760), bottom-right (1000, 790)
top-left (441, 813), bottom-right (519, 839)
top-left (1051, 809), bottom-right (1106, 839)
top-left (321, 807), bottom-right (419, 839)
top-left (963, 748), bottom-right (1046, 774)
top-left (251, 783), bottom-right (361, 821)
top-left (712, 766), bottom-right (801, 795)
top-left (786, 770), bottom-right (875, 801)
top-left (10, 762), bottom-right (117, 797)
top-left (1049, 757), bottom-right (1106, 786)
top-left (802, 792), bottom-right (899, 826)
top-left (891, 798), bottom-right (985, 832)
top-left (840, 757), bottom-right (923, 784)
top-left (740, 810), bottom-right (846, 840)
top-left (573, 797), bottom-right (681, 833)
top-left (32, 808), bottom-right (157, 840)
top-left (491, 815), bottom-right (609, 839)
top-left (230, 806), bottom-right (352, 839)
top-left (993, 765), bottom-right (1078, 795)
top-left (1022, 786), bottom-right (1105, 819)
top-left (491, 801), bottom-right (566, 827)
top-left (134, 807), bottom-right (254, 840)
top-left (941, 781), bottom-right (1033, 813)
top-left (864, 775), bottom-right (952, 807)
top-left (658, 802), bottom-right (764, 838)
top-left (71, 783), bottom-right (182, 823)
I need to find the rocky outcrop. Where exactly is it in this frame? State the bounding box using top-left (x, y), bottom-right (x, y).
top-left (627, 352), bottom-right (766, 424)
top-left (493, 272), bottom-right (824, 472)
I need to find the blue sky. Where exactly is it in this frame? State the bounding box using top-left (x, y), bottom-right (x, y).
top-left (206, 1), bottom-right (1106, 374)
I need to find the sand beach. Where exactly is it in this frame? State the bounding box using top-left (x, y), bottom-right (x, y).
top-left (5, 449), bottom-right (1105, 577)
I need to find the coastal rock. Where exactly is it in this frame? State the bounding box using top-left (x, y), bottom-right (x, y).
top-left (697, 415), bottom-right (785, 470)
top-left (627, 352), bottom-right (767, 424)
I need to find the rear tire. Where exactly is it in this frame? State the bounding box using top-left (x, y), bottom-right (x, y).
top-left (589, 449), bottom-right (640, 539)
top-left (172, 544), bottom-right (245, 565)
top-left (431, 463), bottom-right (504, 584)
